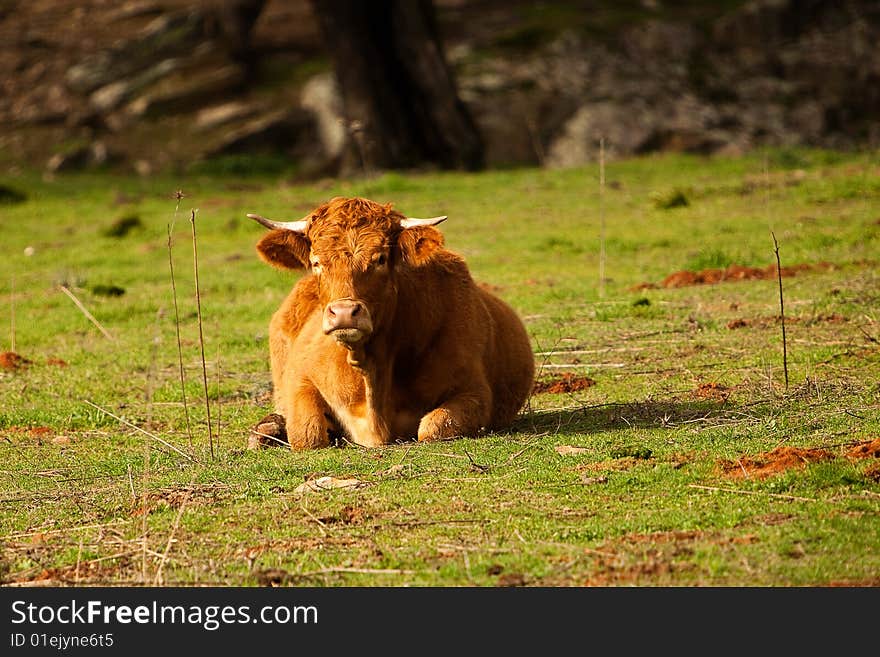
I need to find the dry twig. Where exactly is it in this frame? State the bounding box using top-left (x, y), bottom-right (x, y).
top-left (59, 285), bottom-right (114, 340)
top-left (167, 218), bottom-right (194, 450)
top-left (771, 231), bottom-right (789, 389)
top-left (598, 136), bottom-right (607, 299)
top-left (688, 484), bottom-right (815, 502)
top-left (153, 489), bottom-right (192, 585)
top-left (190, 208), bottom-right (215, 459)
top-left (83, 399), bottom-right (195, 462)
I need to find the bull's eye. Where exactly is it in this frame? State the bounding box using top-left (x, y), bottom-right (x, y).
top-left (376, 254), bottom-right (387, 266)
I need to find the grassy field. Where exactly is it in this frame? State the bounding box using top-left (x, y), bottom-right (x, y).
top-left (1, 148), bottom-right (878, 586)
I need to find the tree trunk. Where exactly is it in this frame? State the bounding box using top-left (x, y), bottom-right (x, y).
top-left (309, 0), bottom-right (484, 172)
top-left (215, 0), bottom-right (267, 72)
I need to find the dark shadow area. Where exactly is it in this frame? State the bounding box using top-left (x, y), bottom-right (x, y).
top-left (509, 399), bottom-right (774, 436)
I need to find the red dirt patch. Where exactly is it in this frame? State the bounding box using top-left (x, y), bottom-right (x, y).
top-left (727, 316), bottom-right (800, 329)
top-left (625, 530), bottom-right (705, 543)
top-left (811, 313), bottom-right (846, 324)
top-left (863, 462), bottom-right (880, 482)
top-left (3, 426), bottom-right (56, 444)
top-left (0, 351), bottom-right (31, 370)
top-left (845, 438), bottom-right (880, 460)
top-left (318, 504), bottom-right (367, 525)
top-left (533, 373), bottom-right (596, 394)
top-left (694, 382), bottom-right (732, 402)
top-left (582, 554), bottom-right (697, 586)
top-left (718, 446), bottom-right (834, 479)
top-left (828, 578), bottom-right (880, 587)
top-left (632, 262), bottom-right (834, 291)
top-left (46, 357), bottom-right (68, 367)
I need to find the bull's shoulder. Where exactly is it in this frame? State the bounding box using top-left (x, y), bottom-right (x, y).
top-left (423, 249), bottom-right (473, 282)
top-left (272, 274), bottom-right (321, 340)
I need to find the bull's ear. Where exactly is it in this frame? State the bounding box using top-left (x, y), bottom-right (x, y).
top-left (398, 225), bottom-right (445, 267)
top-left (256, 229), bottom-right (310, 270)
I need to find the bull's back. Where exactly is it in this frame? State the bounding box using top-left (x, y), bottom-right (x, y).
top-left (478, 287), bottom-right (535, 428)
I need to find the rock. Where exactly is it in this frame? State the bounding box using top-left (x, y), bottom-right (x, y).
top-left (88, 59), bottom-right (179, 113)
top-left (471, 101), bottom-right (545, 167)
top-left (126, 65), bottom-right (245, 118)
top-left (88, 140), bottom-right (114, 166)
top-left (788, 100), bottom-right (826, 142)
top-left (203, 108), bottom-right (316, 158)
top-left (46, 147), bottom-right (91, 173)
top-left (620, 20), bottom-right (700, 65)
top-left (133, 160), bottom-right (152, 176)
top-left (713, 0), bottom-right (813, 51)
top-left (65, 9), bottom-right (207, 94)
top-left (45, 140), bottom-right (119, 172)
top-left (107, 0), bottom-right (164, 23)
top-left (195, 101), bottom-right (259, 131)
top-left (545, 101), bottom-right (657, 167)
top-left (300, 72), bottom-right (346, 162)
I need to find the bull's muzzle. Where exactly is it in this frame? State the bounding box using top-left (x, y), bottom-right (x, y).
top-left (322, 299), bottom-right (372, 345)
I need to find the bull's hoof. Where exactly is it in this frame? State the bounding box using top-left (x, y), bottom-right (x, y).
top-left (248, 413), bottom-right (288, 449)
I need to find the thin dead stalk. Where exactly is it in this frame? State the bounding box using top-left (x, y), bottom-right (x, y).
top-left (127, 463), bottom-right (136, 501)
top-left (140, 405), bottom-right (149, 584)
top-left (249, 429), bottom-right (290, 447)
top-left (83, 399), bottom-right (195, 462)
top-left (9, 274), bottom-right (14, 352)
top-left (216, 341), bottom-right (221, 451)
top-left (0, 519), bottom-right (130, 541)
top-left (771, 231), bottom-right (789, 390)
top-left (300, 504), bottom-right (328, 537)
top-left (59, 285), bottom-right (114, 340)
top-left (688, 484), bottom-right (815, 502)
top-left (153, 489), bottom-right (192, 585)
top-left (167, 220), bottom-right (194, 450)
top-left (302, 567), bottom-right (415, 576)
top-left (74, 534), bottom-right (84, 583)
top-left (145, 309), bottom-right (161, 431)
top-left (598, 136), bottom-right (607, 299)
top-left (190, 208), bottom-right (215, 460)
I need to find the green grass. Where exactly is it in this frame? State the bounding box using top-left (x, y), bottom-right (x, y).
top-left (1, 148), bottom-right (878, 587)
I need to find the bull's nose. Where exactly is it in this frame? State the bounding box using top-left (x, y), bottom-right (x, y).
top-left (325, 299), bottom-right (363, 329)
top-left (322, 300), bottom-right (373, 344)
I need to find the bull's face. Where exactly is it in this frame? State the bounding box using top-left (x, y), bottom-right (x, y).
top-left (251, 197), bottom-right (446, 348)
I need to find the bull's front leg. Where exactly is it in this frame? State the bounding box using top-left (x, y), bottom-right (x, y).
top-left (284, 381), bottom-right (336, 450)
top-left (417, 384), bottom-right (492, 442)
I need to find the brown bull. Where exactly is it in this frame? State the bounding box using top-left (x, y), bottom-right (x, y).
top-left (248, 196), bottom-right (534, 450)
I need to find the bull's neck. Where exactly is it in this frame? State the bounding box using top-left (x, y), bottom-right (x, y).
top-left (343, 340), bottom-right (392, 444)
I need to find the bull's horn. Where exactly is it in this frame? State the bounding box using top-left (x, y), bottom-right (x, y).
top-left (247, 213), bottom-right (308, 233)
top-left (400, 215), bottom-right (447, 228)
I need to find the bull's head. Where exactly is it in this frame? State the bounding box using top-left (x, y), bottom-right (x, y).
top-left (250, 197), bottom-right (447, 348)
